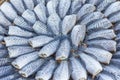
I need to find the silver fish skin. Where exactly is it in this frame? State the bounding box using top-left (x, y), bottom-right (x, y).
top-left (36, 0), bottom-right (45, 4)
top-left (111, 59), bottom-right (120, 67)
top-left (77, 4), bottom-right (96, 20)
top-left (47, 0), bottom-right (59, 15)
top-left (36, 59), bottom-right (57, 80)
top-left (104, 1), bottom-right (120, 17)
top-left (33, 21), bottom-right (48, 35)
top-left (8, 26), bottom-right (35, 38)
top-left (87, 18), bottom-right (112, 31)
top-left (15, 78), bottom-right (27, 80)
top-left (87, 39), bottom-right (116, 52)
top-left (70, 0), bottom-right (82, 14)
top-left (116, 33), bottom-right (120, 41)
top-left (88, 29), bottom-right (116, 40)
top-left (104, 65), bottom-right (120, 73)
top-left (19, 59), bottom-right (45, 77)
top-left (71, 25), bottom-right (86, 47)
top-left (0, 11), bottom-right (11, 28)
top-left (56, 39), bottom-right (70, 61)
top-left (0, 44), bottom-right (5, 49)
top-left (12, 51), bottom-right (39, 69)
top-left (0, 66), bottom-right (14, 77)
top-left (0, 26), bottom-right (7, 35)
top-left (47, 13), bottom-right (61, 35)
top-left (87, 0), bottom-right (99, 5)
top-left (0, 2), bottom-right (18, 21)
top-left (80, 12), bottom-right (104, 25)
top-left (113, 52), bottom-right (120, 59)
top-left (53, 61), bottom-right (70, 80)
top-left (109, 12), bottom-right (120, 23)
top-left (39, 39), bottom-right (60, 58)
top-left (10, 0), bottom-right (25, 14)
top-left (84, 47), bottom-right (112, 64)
top-left (8, 46), bottom-right (35, 58)
top-left (97, 0), bottom-right (116, 11)
top-left (115, 23), bottom-right (120, 31)
top-left (0, 49), bottom-right (8, 58)
top-left (0, 35), bottom-right (4, 41)
top-left (97, 73), bottom-right (114, 80)
top-left (34, 2), bottom-right (47, 23)
top-left (103, 65), bottom-right (120, 79)
top-left (79, 52), bottom-right (103, 77)
top-left (59, 0), bottom-right (71, 18)
top-left (0, 73), bottom-right (19, 80)
top-left (16, 77), bottom-right (34, 80)
top-left (29, 35), bottom-right (54, 48)
top-left (70, 57), bottom-right (87, 80)
top-left (62, 14), bottom-right (76, 35)
top-left (23, 0), bottom-right (34, 10)
top-left (14, 16), bottom-right (33, 31)
top-left (22, 9), bottom-right (36, 24)
top-left (4, 36), bottom-right (28, 46)
top-left (0, 58), bottom-right (11, 66)
top-left (80, 0), bottom-right (86, 4)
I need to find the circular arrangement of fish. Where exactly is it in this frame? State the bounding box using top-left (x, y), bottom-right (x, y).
top-left (0, 0), bottom-right (120, 80)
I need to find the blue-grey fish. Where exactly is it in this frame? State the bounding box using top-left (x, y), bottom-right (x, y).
top-left (109, 11), bottom-right (120, 23)
top-left (8, 26), bottom-right (35, 38)
top-left (97, 73), bottom-right (114, 80)
top-left (39, 39), bottom-right (60, 58)
top-left (36, 0), bottom-right (45, 4)
top-left (56, 39), bottom-right (70, 61)
top-left (34, 2), bottom-right (47, 23)
top-left (70, 57), bottom-right (87, 80)
top-left (53, 61), bottom-right (70, 80)
top-left (23, 0), bottom-right (34, 10)
top-left (71, 25), bottom-right (86, 47)
top-left (8, 46), bottom-right (35, 58)
top-left (47, 13), bottom-right (61, 35)
top-left (36, 59), bottom-right (57, 80)
top-left (0, 49), bottom-right (8, 58)
top-left (80, 12), bottom-right (104, 25)
top-left (0, 11), bottom-right (11, 28)
top-left (104, 1), bottom-right (120, 16)
top-left (0, 58), bottom-right (11, 66)
top-left (0, 65), bottom-right (14, 77)
top-left (58, 0), bottom-right (71, 18)
top-left (4, 36), bottom-right (28, 46)
top-left (0, 35), bottom-right (4, 41)
top-left (0, 73), bottom-right (20, 80)
top-left (29, 35), bottom-right (54, 48)
top-left (0, 2), bottom-right (18, 21)
top-left (70, 0), bottom-right (82, 14)
top-left (97, 0), bottom-right (116, 11)
top-left (0, 26), bottom-right (7, 35)
top-left (33, 21), bottom-right (48, 35)
top-left (77, 4), bottom-right (96, 20)
top-left (62, 14), bottom-right (76, 35)
top-left (22, 9), bottom-right (36, 24)
top-left (12, 51), bottom-right (39, 69)
top-left (19, 59), bottom-right (45, 77)
top-left (87, 18), bottom-right (112, 31)
top-left (87, 39), bottom-right (116, 52)
top-left (88, 29), bottom-right (116, 40)
top-left (10, 0), bottom-right (25, 14)
top-left (103, 65), bottom-right (120, 80)
top-left (14, 16), bottom-right (33, 31)
top-left (87, 0), bottom-right (100, 5)
top-left (47, 0), bottom-right (58, 15)
top-left (79, 52), bottom-right (103, 77)
top-left (84, 47), bottom-right (112, 64)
